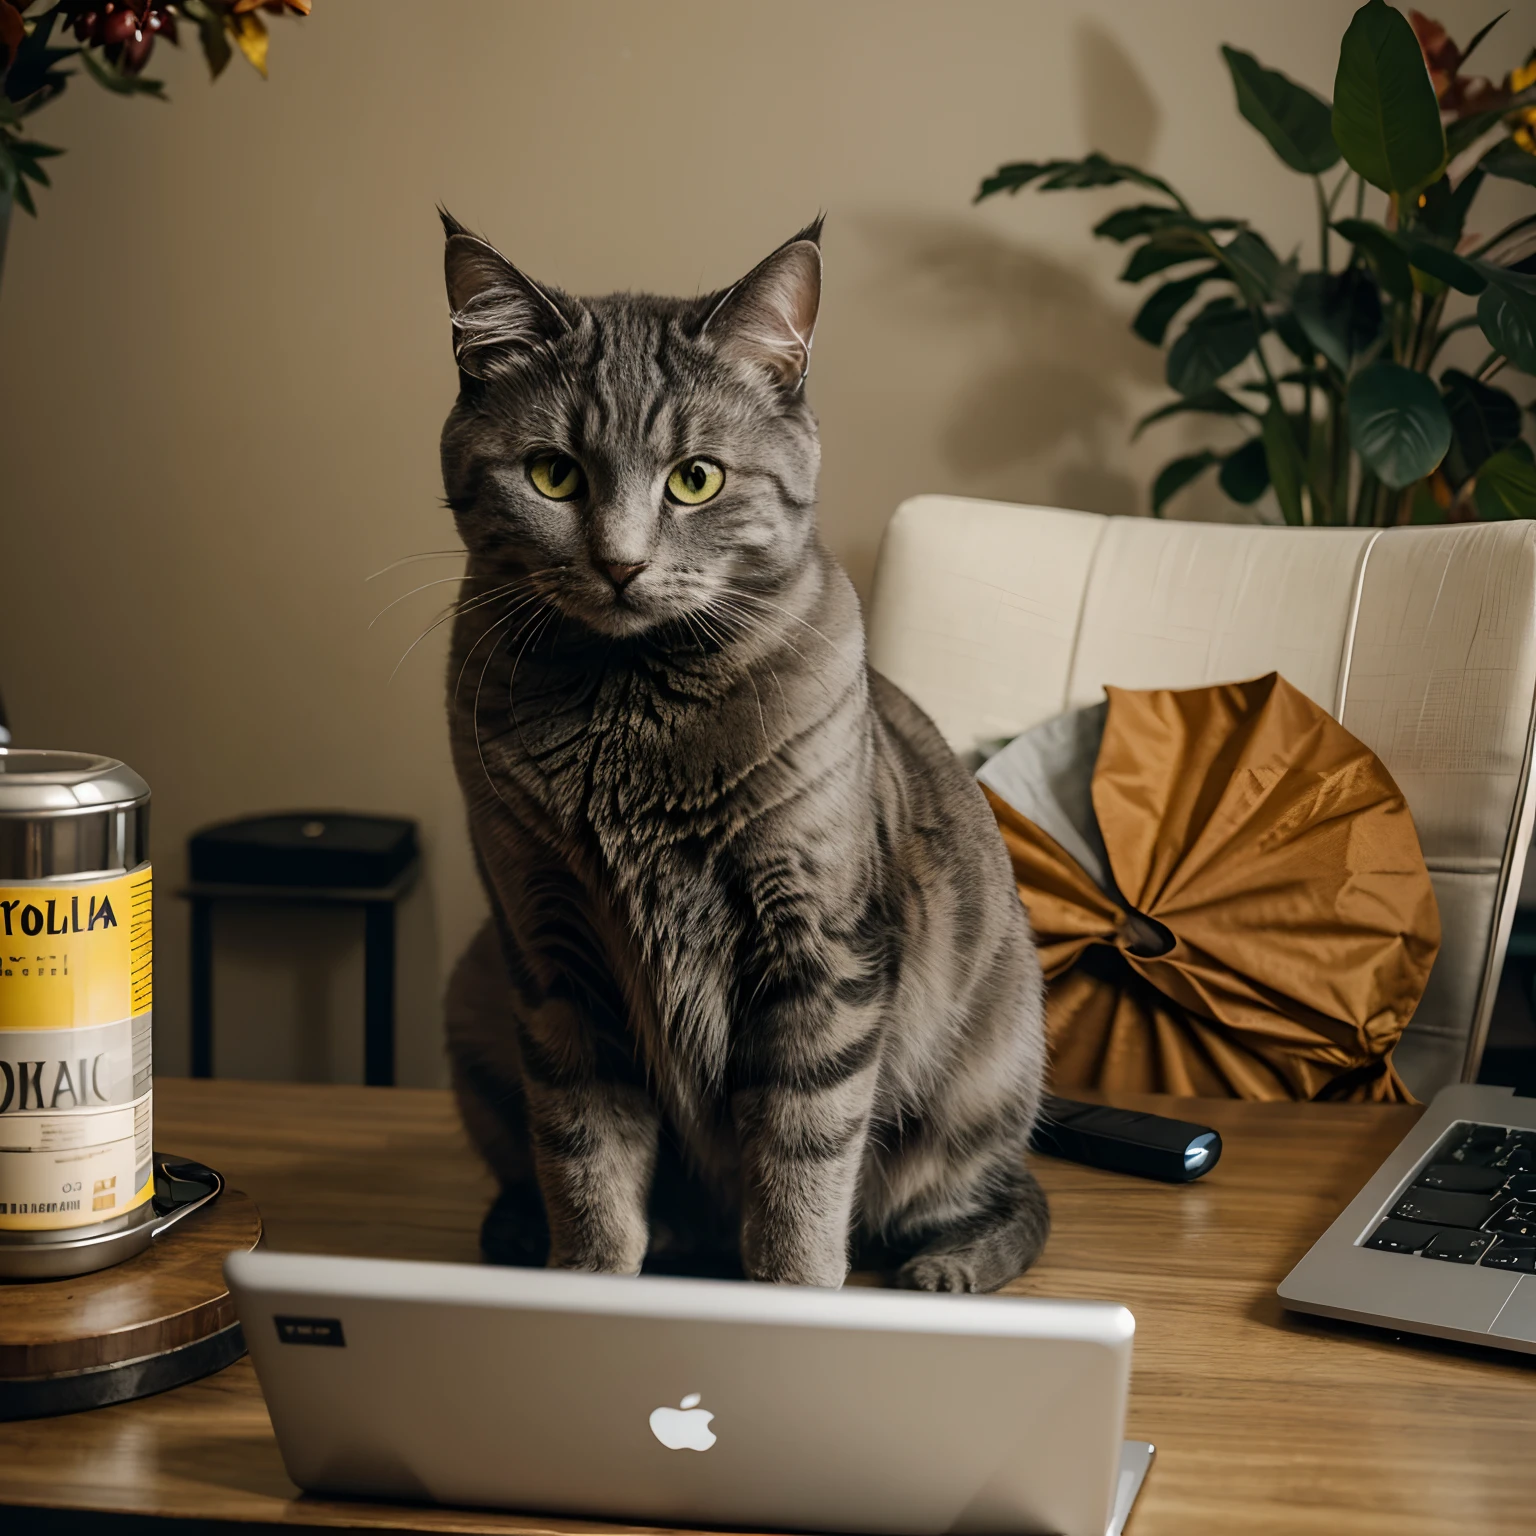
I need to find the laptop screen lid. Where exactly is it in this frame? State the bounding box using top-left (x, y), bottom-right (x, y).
top-left (227, 1250), bottom-right (1134, 1536)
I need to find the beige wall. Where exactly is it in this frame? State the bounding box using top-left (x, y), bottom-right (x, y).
top-left (1, 0), bottom-right (1520, 1084)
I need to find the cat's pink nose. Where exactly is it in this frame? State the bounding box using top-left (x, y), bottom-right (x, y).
top-left (599, 560), bottom-right (647, 591)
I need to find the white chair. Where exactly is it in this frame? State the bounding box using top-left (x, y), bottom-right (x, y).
top-left (866, 497), bottom-right (1536, 1099)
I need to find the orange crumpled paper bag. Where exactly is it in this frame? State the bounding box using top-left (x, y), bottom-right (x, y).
top-left (983, 673), bottom-right (1440, 1103)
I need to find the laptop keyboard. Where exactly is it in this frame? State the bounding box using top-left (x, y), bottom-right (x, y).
top-left (1364, 1122), bottom-right (1536, 1273)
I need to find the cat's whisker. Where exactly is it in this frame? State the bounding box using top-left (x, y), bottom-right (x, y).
top-left (725, 639), bottom-right (770, 749)
top-left (720, 584), bottom-right (842, 654)
top-left (693, 600), bottom-right (750, 653)
top-left (389, 576), bottom-right (528, 648)
top-left (711, 614), bottom-right (797, 723)
top-left (468, 603), bottom-right (548, 721)
top-left (369, 575), bottom-right (475, 629)
top-left (451, 588), bottom-right (551, 700)
top-left (448, 576), bottom-right (543, 632)
top-left (471, 617), bottom-right (531, 818)
top-left (705, 595), bottom-right (833, 703)
top-left (505, 607), bottom-right (562, 763)
top-left (676, 611), bottom-right (707, 656)
top-left (391, 601), bottom-right (485, 685)
top-left (365, 549), bottom-right (468, 582)
top-left (681, 602), bottom-right (731, 656)
top-left (469, 599), bottom-right (558, 812)
top-left (702, 599), bottom-right (792, 721)
top-left (745, 672), bottom-right (769, 749)
top-left (390, 579), bottom-right (536, 684)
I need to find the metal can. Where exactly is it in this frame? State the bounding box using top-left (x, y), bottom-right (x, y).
top-left (0, 750), bottom-right (153, 1280)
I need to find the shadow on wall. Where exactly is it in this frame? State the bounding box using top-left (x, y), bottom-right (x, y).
top-left (1073, 17), bottom-right (1162, 167)
top-left (831, 17), bottom-right (1254, 552)
top-left (851, 211), bottom-right (1163, 518)
top-left (832, 18), bottom-right (1175, 541)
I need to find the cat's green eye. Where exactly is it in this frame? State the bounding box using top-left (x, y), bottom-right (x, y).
top-left (527, 453), bottom-right (586, 501)
top-left (666, 457), bottom-right (725, 507)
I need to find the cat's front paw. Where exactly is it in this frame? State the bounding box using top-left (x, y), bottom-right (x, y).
top-left (897, 1252), bottom-right (980, 1293)
top-left (547, 1234), bottom-right (648, 1277)
top-left (548, 1253), bottom-right (644, 1276)
top-left (743, 1248), bottom-right (848, 1289)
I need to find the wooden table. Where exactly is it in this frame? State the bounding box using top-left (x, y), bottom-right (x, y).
top-left (2, 1079), bottom-right (1531, 1535)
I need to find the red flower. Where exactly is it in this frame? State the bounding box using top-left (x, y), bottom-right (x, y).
top-left (0, 0), bottom-right (24, 73)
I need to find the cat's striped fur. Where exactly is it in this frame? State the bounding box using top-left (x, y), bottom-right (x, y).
top-left (439, 215), bottom-right (1049, 1291)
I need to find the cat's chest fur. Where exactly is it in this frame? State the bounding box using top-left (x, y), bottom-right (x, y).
top-left (458, 605), bottom-right (873, 1110)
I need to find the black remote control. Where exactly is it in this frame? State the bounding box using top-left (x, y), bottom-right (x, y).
top-left (1030, 1096), bottom-right (1222, 1183)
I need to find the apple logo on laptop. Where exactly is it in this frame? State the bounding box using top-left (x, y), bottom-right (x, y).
top-left (649, 1392), bottom-right (716, 1451)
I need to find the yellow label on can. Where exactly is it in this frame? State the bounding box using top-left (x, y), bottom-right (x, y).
top-left (0, 867), bottom-right (153, 1230)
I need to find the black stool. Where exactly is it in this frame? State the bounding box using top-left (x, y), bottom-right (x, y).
top-left (181, 813), bottom-right (420, 1087)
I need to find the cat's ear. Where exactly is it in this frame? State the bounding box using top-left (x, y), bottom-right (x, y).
top-left (702, 217), bottom-right (823, 390)
top-left (439, 209), bottom-right (574, 380)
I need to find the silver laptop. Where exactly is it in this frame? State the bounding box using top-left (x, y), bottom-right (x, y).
top-left (1280, 1083), bottom-right (1536, 1352)
top-left (226, 1250), bottom-right (1153, 1536)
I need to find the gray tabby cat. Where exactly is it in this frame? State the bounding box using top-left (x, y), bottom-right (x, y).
top-left (439, 212), bottom-right (1049, 1292)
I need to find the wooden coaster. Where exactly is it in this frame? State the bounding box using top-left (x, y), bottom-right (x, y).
top-left (0, 1189), bottom-right (262, 1421)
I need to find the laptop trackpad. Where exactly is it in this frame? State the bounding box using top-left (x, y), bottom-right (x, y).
top-left (1490, 1277), bottom-right (1536, 1342)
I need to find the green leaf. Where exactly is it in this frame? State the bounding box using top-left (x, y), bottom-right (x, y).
top-left (1221, 45), bottom-right (1340, 174)
top-left (1331, 0), bottom-right (1446, 194)
top-left (1219, 436), bottom-right (1273, 504)
top-left (1161, 296), bottom-right (1259, 399)
top-left (1119, 237), bottom-right (1210, 283)
top-left (1166, 298), bottom-right (1261, 396)
top-left (181, 0), bottom-right (234, 78)
top-left (1409, 480), bottom-right (1447, 522)
top-left (1348, 361), bottom-right (1453, 488)
top-left (1441, 368), bottom-right (1522, 472)
top-left (1477, 275), bottom-right (1536, 373)
top-left (2, 19), bottom-right (78, 108)
top-left (6, 142), bottom-right (59, 184)
top-left (1331, 219), bottom-right (1486, 293)
top-left (1152, 452), bottom-right (1220, 514)
top-left (1474, 447), bottom-right (1536, 520)
top-left (1291, 267), bottom-right (1385, 371)
top-left (1271, 311), bottom-right (1320, 364)
top-left (1415, 168), bottom-right (1485, 245)
top-left (1116, 218), bottom-right (1285, 305)
top-left (1093, 206), bottom-right (1221, 243)
top-left (1132, 387), bottom-right (1257, 440)
top-left (1221, 229), bottom-right (1289, 304)
top-left (1262, 406), bottom-right (1309, 523)
top-left (77, 50), bottom-right (167, 98)
top-left (14, 154), bottom-right (50, 187)
top-left (8, 170), bottom-right (36, 215)
top-left (1333, 217), bottom-right (1414, 299)
top-left (976, 153), bottom-right (1185, 207)
top-left (1457, 11), bottom-right (1508, 69)
top-left (1131, 266), bottom-right (1222, 345)
top-left (1480, 139), bottom-right (1536, 189)
top-left (1396, 233), bottom-right (1487, 294)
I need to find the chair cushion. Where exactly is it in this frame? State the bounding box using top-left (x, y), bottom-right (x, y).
top-left (979, 674), bottom-right (1440, 1102)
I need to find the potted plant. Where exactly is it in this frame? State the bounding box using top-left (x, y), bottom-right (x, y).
top-left (977, 0), bottom-right (1535, 525)
top-left (0, 0), bottom-right (309, 280)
